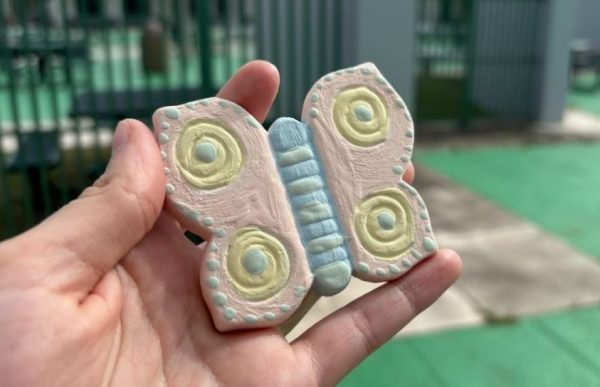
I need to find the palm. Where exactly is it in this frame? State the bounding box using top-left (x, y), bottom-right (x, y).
top-left (0, 61), bottom-right (460, 387)
top-left (104, 213), bottom-right (308, 386)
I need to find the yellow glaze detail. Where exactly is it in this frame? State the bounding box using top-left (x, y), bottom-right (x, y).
top-left (175, 119), bottom-right (244, 189)
top-left (332, 86), bottom-right (389, 147)
top-left (353, 188), bottom-right (414, 259)
top-left (225, 227), bottom-right (290, 301)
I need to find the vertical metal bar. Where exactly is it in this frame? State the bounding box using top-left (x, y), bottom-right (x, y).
top-left (41, 0), bottom-right (68, 206)
top-left (223, 0), bottom-right (233, 76)
top-left (255, 0), bottom-right (264, 59)
top-left (161, 0), bottom-right (173, 91)
top-left (333, 0), bottom-right (343, 68)
top-left (174, 0), bottom-right (190, 89)
top-left (78, 0), bottom-right (104, 178)
top-left (239, 0), bottom-right (251, 64)
top-left (303, 0), bottom-right (312, 94)
top-left (102, 3), bottom-right (117, 128)
top-left (460, 0), bottom-right (477, 130)
top-left (270, 0), bottom-right (281, 117)
top-left (19, 3), bottom-right (53, 218)
top-left (196, 0), bottom-right (214, 96)
top-left (1, 1), bottom-right (34, 227)
top-left (287, 0), bottom-right (296, 117)
top-left (0, 52), bottom-right (15, 237)
top-left (121, 3), bottom-right (135, 120)
top-left (318, 0), bottom-right (327, 74)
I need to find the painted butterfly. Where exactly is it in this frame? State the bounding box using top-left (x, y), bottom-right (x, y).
top-left (153, 63), bottom-right (437, 331)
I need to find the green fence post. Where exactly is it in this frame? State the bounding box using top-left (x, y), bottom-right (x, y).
top-left (196, 0), bottom-right (214, 96)
top-left (459, 0), bottom-right (477, 130)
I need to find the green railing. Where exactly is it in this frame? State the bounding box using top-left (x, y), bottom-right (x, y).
top-left (0, 0), bottom-right (346, 240)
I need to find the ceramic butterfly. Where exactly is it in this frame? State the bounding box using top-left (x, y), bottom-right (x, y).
top-left (152, 63), bottom-right (438, 331)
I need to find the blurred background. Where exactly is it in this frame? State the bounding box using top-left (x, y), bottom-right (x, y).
top-left (0, 0), bottom-right (599, 385)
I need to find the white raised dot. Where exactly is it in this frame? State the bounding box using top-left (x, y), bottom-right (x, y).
top-left (309, 108), bottom-right (319, 118)
top-left (165, 184), bottom-right (175, 195)
top-left (159, 133), bottom-right (169, 144)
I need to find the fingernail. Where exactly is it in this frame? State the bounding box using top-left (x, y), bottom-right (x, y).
top-left (112, 121), bottom-right (129, 154)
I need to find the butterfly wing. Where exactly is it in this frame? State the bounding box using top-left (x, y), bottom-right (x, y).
top-left (153, 99), bottom-right (312, 331)
top-left (301, 63), bottom-right (437, 282)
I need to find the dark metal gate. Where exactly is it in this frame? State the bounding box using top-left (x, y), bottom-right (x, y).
top-left (415, 0), bottom-right (545, 128)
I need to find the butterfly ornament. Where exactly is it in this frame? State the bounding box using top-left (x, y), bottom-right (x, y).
top-left (153, 63), bottom-right (438, 331)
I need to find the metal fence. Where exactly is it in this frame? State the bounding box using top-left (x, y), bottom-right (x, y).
top-left (415, 0), bottom-right (545, 127)
top-left (0, 0), bottom-right (346, 239)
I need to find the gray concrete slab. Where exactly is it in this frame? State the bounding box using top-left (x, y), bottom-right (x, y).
top-left (438, 224), bottom-right (600, 319)
top-left (417, 163), bottom-right (600, 320)
top-left (413, 166), bottom-right (519, 233)
top-left (285, 278), bottom-right (482, 342)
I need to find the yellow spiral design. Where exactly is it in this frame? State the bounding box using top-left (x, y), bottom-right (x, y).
top-left (175, 119), bottom-right (244, 189)
top-left (332, 86), bottom-right (389, 147)
top-left (225, 227), bottom-right (290, 301)
top-left (353, 188), bottom-right (415, 260)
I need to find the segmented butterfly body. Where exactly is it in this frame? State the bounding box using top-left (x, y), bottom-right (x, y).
top-left (153, 63), bottom-right (438, 331)
top-left (269, 118), bottom-right (353, 296)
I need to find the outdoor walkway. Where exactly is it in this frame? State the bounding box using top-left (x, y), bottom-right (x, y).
top-left (283, 138), bottom-right (600, 386)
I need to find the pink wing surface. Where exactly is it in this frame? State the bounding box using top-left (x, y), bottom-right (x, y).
top-left (300, 63), bottom-right (438, 282)
top-left (153, 98), bottom-right (312, 331)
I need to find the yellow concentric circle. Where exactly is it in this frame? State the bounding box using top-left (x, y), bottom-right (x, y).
top-left (332, 86), bottom-right (389, 146)
top-left (225, 227), bottom-right (290, 301)
top-left (353, 188), bottom-right (414, 259)
top-left (175, 119), bottom-right (244, 189)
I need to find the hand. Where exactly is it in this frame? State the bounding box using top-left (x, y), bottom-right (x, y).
top-left (0, 61), bottom-right (461, 387)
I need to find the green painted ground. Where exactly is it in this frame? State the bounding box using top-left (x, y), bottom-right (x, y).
top-left (341, 142), bottom-right (600, 386)
top-left (342, 307), bottom-right (600, 387)
top-left (417, 143), bottom-right (600, 259)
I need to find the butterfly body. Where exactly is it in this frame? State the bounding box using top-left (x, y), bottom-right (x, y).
top-left (153, 63), bottom-right (437, 331)
top-left (269, 117), bottom-right (353, 296)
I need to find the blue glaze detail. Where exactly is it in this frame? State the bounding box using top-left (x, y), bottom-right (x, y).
top-left (203, 217), bottom-right (214, 226)
top-left (244, 315), bottom-right (258, 323)
top-left (194, 142), bottom-right (217, 163)
top-left (268, 118), bottom-right (352, 295)
top-left (392, 165), bottom-right (404, 175)
top-left (279, 304), bottom-right (292, 313)
top-left (377, 211), bottom-right (395, 230)
top-left (207, 276), bottom-right (219, 289)
top-left (354, 103), bottom-right (373, 122)
top-left (207, 259), bottom-right (220, 271)
top-left (223, 307), bottom-right (237, 320)
top-left (264, 312), bottom-right (276, 321)
top-left (294, 286), bottom-right (307, 297)
top-left (288, 176), bottom-right (324, 196)
top-left (160, 121), bottom-right (171, 130)
top-left (243, 248), bottom-right (268, 275)
top-left (290, 190), bottom-right (329, 209)
top-left (165, 107), bottom-right (180, 119)
top-left (159, 133), bottom-right (169, 144)
top-left (279, 146), bottom-right (314, 166)
top-left (215, 228), bottom-right (226, 238)
top-left (280, 160), bottom-right (320, 182)
top-left (376, 268), bottom-right (386, 276)
top-left (423, 237), bottom-right (437, 252)
top-left (213, 292), bottom-right (227, 306)
top-left (389, 264), bottom-right (401, 274)
top-left (301, 219), bottom-right (337, 240)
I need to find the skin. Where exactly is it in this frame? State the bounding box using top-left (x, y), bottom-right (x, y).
top-left (0, 61), bottom-right (462, 387)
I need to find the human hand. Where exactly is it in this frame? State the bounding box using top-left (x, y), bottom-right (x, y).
top-left (0, 61), bottom-right (462, 387)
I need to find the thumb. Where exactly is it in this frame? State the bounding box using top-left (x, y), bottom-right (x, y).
top-left (5, 119), bottom-right (165, 298)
